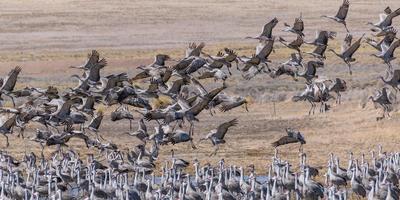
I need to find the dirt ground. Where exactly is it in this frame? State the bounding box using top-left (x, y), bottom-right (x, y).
top-left (1, 0), bottom-right (400, 174)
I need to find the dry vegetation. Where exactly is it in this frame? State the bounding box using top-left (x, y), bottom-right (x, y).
top-left (0, 0), bottom-right (400, 174)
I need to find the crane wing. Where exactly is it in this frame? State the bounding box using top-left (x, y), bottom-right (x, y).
top-left (1, 66), bottom-right (22, 92)
top-left (215, 118), bottom-right (238, 139)
top-left (271, 136), bottom-right (299, 147)
top-left (261, 18), bottom-right (278, 38)
top-left (219, 100), bottom-right (245, 112)
top-left (190, 77), bottom-right (208, 96)
top-left (335, 0), bottom-right (350, 20)
top-left (387, 7), bottom-right (400, 21)
top-left (343, 34), bottom-right (364, 58)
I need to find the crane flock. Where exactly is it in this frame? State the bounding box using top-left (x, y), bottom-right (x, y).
top-left (0, 0), bottom-right (399, 199)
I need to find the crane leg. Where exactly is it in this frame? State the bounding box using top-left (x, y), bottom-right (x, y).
top-left (190, 139), bottom-right (197, 150)
top-left (384, 105), bottom-right (390, 118)
top-left (209, 109), bottom-right (214, 116)
top-left (227, 66), bottom-right (232, 75)
top-left (189, 122), bottom-right (194, 136)
top-left (19, 127), bottom-right (25, 139)
top-left (346, 63), bottom-right (352, 75)
top-left (308, 102), bottom-right (313, 115)
top-left (320, 102), bottom-right (324, 113)
top-left (97, 132), bottom-right (106, 141)
top-left (343, 22), bottom-right (349, 33)
top-left (209, 145), bottom-right (219, 157)
top-left (40, 143), bottom-right (45, 159)
top-left (386, 107), bottom-right (391, 118)
top-left (312, 102), bottom-right (316, 115)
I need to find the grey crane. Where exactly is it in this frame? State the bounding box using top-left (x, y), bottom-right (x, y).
top-left (329, 33), bottom-right (364, 75)
top-left (271, 128), bottom-right (306, 152)
top-left (305, 30), bottom-right (336, 46)
top-left (163, 128), bottom-right (196, 149)
top-left (296, 60), bottom-right (324, 83)
top-left (43, 98), bottom-right (78, 127)
top-left (135, 54), bottom-right (170, 72)
top-left (84, 58), bottom-right (107, 85)
top-left (239, 39), bottom-right (274, 73)
top-left (200, 118), bottom-right (238, 156)
top-left (269, 53), bottom-right (302, 79)
top-left (380, 70), bottom-right (400, 93)
top-left (292, 82), bottom-right (333, 115)
top-left (283, 13), bottom-right (304, 36)
top-left (125, 118), bottom-right (149, 142)
top-left (371, 39), bottom-right (400, 70)
top-left (74, 94), bottom-right (97, 116)
top-left (364, 87), bottom-right (395, 120)
top-left (104, 84), bottom-right (152, 110)
top-left (366, 27), bottom-right (397, 52)
top-left (84, 111), bottom-right (104, 140)
top-left (170, 149), bottom-right (190, 169)
top-left (171, 56), bottom-right (196, 73)
top-left (181, 57), bottom-right (207, 75)
top-left (152, 54), bottom-right (171, 66)
top-left (45, 129), bottom-right (90, 150)
top-left (185, 42), bottom-right (205, 58)
top-left (269, 64), bottom-right (298, 79)
top-left (242, 64), bottom-right (266, 80)
top-left (350, 169), bottom-right (366, 198)
top-left (219, 96), bottom-right (248, 112)
top-left (144, 78), bottom-right (226, 137)
top-left (197, 68), bottom-right (228, 82)
top-left (302, 167), bottom-right (324, 199)
top-left (111, 106), bottom-right (134, 130)
top-left (70, 73), bottom-right (90, 92)
top-left (282, 53), bottom-right (303, 67)
top-left (131, 64), bottom-right (168, 83)
top-left (0, 66), bottom-right (22, 107)
top-left (278, 35), bottom-right (304, 54)
top-left (0, 114), bottom-right (16, 147)
top-left (368, 7), bottom-right (400, 32)
top-left (222, 48), bottom-right (240, 70)
top-left (160, 78), bottom-right (190, 98)
top-left (201, 50), bottom-right (234, 75)
top-left (327, 78), bottom-right (347, 104)
top-left (304, 44), bottom-right (328, 60)
top-left (327, 166), bottom-right (347, 187)
top-left (30, 129), bottom-right (52, 156)
top-left (92, 73), bottom-right (128, 94)
top-left (70, 50), bottom-right (106, 70)
top-left (321, 0), bottom-right (350, 32)
top-left (205, 93), bottom-right (231, 115)
top-left (245, 17), bottom-right (279, 41)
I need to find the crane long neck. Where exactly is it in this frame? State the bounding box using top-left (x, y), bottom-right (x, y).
top-left (329, 49), bottom-right (341, 58)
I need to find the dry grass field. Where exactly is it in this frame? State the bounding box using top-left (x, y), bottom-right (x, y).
top-left (1, 0), bottom-right (400, 175)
